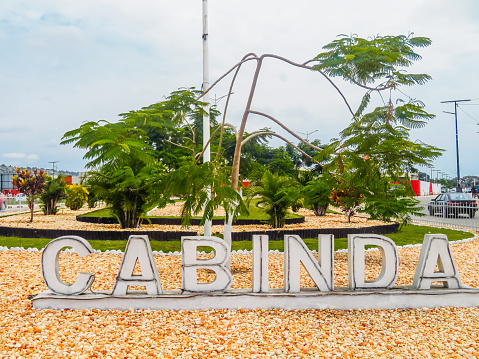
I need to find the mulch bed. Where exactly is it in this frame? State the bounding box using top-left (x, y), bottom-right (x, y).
top-left (0, 204), bottom-right (397, 241)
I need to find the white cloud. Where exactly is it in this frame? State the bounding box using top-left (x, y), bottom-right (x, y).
top-left (3, 153), bottom-right (39, 161)
top-left (3, 153), bottom-right (26, 159)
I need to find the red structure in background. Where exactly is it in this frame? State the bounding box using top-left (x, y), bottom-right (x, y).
top-left (392, 180), bottom-right (439, 196)
top-left (410, 180), bottom-right (440, 196)
top-left (410, 180), bottom-right (421, 196)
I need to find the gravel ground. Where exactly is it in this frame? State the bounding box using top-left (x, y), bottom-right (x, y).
top-left (0, 204), bottom-right (387, 234)
top-left (1, 237), bottom-right (479, 358)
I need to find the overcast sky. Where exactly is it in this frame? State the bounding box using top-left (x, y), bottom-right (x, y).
top-left (1, 0), bottom-right (479, 179)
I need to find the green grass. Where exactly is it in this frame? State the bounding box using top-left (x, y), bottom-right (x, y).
top-left (79, 199), bottom-right (302, 221)
top-left (0, 224), bottom-right (474, 253)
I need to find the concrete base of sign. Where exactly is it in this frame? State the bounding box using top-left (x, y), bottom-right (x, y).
top-left (32, 286), bottom-right (479, 311)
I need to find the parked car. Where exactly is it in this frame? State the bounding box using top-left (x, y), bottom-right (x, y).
top-left (428, 193), bottom-right (478, 218)
top-left (0, 192), bottom-right (6, 211)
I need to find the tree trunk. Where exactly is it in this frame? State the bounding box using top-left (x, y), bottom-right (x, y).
top-left (230, 58), bottom-right (263, 191)
top-left (29, 196), bottom-right (34, 223)
top-left (223, 214), bottom-right (233, 270)
top-left (346, 210), bottom-right (352, 223)
top-left (313, 204), bottom-right (328, 216)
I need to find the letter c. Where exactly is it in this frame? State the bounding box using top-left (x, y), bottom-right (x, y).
top-left (42, 236), bottom-right (95, 295)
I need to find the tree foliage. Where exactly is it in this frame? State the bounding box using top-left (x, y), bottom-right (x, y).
top-left (61, 33), bottom-right (443, 229)
top-left (62, 89), bottom-right (223, 228)
top-left (38, 175), bottom-right (67, 215)
top-left (313, 34), bottom-right (432, 90)
top-left (301, 174), bottom-right (335, 216)
top-left (61, 112), bottom-right (162, 228)
top-left (11, 168), bottom-right (46, 222)
top-left (65, 184), bottom-right (89, 211)
top-left (245, 171), bottom-right (298, 228)
top-left (160, 161), bottom-right (248, 228)
top-left (309, 33), bottom-right (442, 225)
top-left (121, 88), bottom-right (219, 170)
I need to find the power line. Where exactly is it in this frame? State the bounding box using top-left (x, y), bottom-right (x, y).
top-left (457, 105), bottom-right (479, 123)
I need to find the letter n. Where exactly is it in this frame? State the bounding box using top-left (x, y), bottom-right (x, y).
top-left (284, 234), bottom-right (334, 293)
top-left (112, 235), bottom-right (162, 295)
top-left (412, 234), bottom-right (463, 289)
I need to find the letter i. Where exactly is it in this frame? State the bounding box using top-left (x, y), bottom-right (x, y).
top-left (252, 235), bottom-right (269, 292)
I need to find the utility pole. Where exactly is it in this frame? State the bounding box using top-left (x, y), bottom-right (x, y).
top-left (441, 99), bottom-right (471, 192)
top-left (202, 0), bottom-right (212, 236)
top-left (298, 129), bottom-right (318, 141)
top-left (48, 161), bottom-right (58, 179)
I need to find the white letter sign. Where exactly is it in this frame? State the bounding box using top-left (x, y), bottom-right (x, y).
top-left (182, 236), bottom-right (232, 292)
top-left (412, 234), bottom-right (463, 289)
top-left (42, 236), bottom-right (95, 295)
top-left (252, 235), bottom-right (269, 293)
top-left (284, 234), bottom-right (334, 292)
top-left (33, 233), bottom-right (479, 311)
top-left (348, 234), bottom-right (398, 290)
top-left (112, 235), bottom-right (162, 295)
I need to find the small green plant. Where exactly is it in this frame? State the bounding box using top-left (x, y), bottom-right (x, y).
top-left (38, 175), bottom-right (67, 215)
top-left (301, 175), bottom-right (335, 216)
top-left (65, 184), bottom-right (89, 210)
top-left (330, 182), bottom-right (363, 223)
top-left (246, 171), bottom-right (298, 228)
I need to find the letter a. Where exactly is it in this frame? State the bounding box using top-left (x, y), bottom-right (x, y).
top-left (113, 235), bottom-right (162, 295)
top-left (412, 234), bottom-right (463, 289)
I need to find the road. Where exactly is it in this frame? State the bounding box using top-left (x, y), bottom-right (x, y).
top-left (0, 203), bottom-right (39, 214)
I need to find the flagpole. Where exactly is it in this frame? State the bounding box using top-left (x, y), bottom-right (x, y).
top-left (202, 0), bottom-right (212, 236)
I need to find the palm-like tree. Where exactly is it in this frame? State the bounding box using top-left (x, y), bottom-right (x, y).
top-left (39, 175), bottom-right (67, 215)
top-left (246, 171), bottom-right (297, 228)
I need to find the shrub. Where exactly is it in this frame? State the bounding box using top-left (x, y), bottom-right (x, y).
top-left (246, 171), bottom-right (298, 228)
top-left (301, 175), bottom-right (335, 216)
top-left (38, 175), bottom-right (67, 215)
top-left (11, 168), bottom-right (46, 222)
top-left (65, 184), bottom-right (89, 210)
